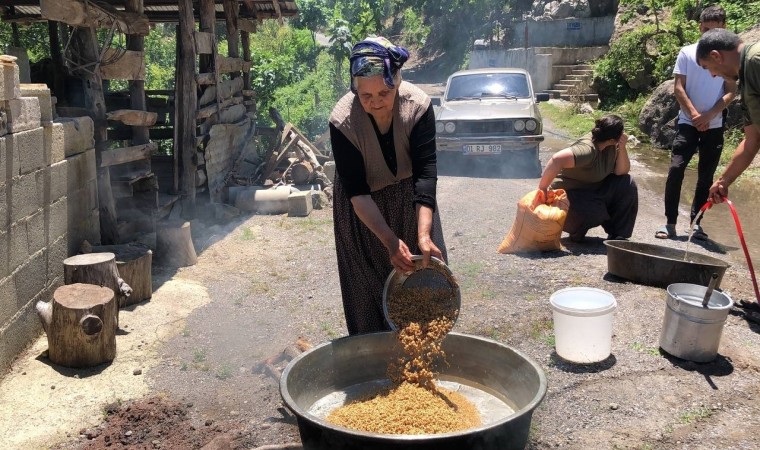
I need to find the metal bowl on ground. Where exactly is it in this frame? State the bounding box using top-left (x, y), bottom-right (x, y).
top-left (280, 332), bottom-right (546, 450)
top-left (382, 255), bottom-right (461, 330)
top-left (603, 240), bottom-right (730, 289)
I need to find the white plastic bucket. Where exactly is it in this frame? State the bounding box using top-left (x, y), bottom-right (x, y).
top-left (550, 287), bottom-right (617, 363)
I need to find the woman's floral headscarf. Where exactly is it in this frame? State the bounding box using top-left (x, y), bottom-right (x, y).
top-left (349, 36), bottom-right (409, 93)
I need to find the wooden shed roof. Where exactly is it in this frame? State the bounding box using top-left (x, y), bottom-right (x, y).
top-left (0, 1), bottom-right (298, 23)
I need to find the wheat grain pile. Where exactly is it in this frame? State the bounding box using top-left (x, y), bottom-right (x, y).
top-left (326, 284), bottom-right (479, 434)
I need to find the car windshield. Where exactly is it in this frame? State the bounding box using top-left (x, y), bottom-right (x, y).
top-left (445, 73), bottom-right (531, 101)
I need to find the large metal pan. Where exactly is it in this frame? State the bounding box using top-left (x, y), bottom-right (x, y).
top-left (604, 240), bottom-right (730, 288)
top-left (280, 332), bottom-right (546, 450)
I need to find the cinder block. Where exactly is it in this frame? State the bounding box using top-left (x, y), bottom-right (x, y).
top-left (0, 231), bottom-right (7, 278)
top-left (8, 221), bottom-right (29, 273)
top-left (45, 160), bottom-right (68, 204)
top-left (26, 209), bottom-right (45, 255)
top-left (4, 97), bottom-right (41, 133)
top-left (66, 148), bottom-right (97, 193)
top-left (1, 134), bottom-right (19, 182)
top-left (42, 122), bottom-right (65, 166)
top-left (0, 275), bottom-right (19, 327)
top-left (14, 249), bottom-right (46, 304)
top-left (10, 171), bottom-right (41, 224)
top-left (47, 197), bottom-right (67, 244)
top-left (0, 298), bottom-right (43, 375)
top-left (288, 191), bottom-right (313, 217)
top-left (20, 84), bottom-right (52, 123)
top-left (0, 58), bottom-right (20, 102)
top-left (0, 182), bottom-right (7, 230)
top-left (14, 126), bottom-right (44, 175)
top-left (47, 234), bottom-right (68, 283)
top-left (58, 117), bottom-right (95, 157)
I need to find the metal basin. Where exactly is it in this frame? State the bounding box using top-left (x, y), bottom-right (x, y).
top-left (280, 332), bottom-right (546, 450)
top-left (604, 240), bottom-right (730, 288)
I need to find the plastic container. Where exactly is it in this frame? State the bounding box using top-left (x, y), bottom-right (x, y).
top-left (550, 287), bottom-right (617, 363)
top-left (659, 283), bottom-right (733, 362)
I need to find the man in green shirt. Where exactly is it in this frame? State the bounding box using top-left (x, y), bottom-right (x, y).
top-left (697, 28), bottom-right (760, 203)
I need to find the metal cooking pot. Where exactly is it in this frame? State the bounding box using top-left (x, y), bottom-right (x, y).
top-left (280, 332), bottom-right (546, 450)
top-left (603, 240), bottom-right (730, 288)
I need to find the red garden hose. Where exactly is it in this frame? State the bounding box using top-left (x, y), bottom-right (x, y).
top-left (699, 200), bottom-right (760, 303)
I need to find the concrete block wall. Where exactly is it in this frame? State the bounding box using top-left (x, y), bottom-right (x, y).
top-left (0, 57), bottom-right (99, 375)
top-left (510, 16), bottom-right (616, 48)
top-left (469, 48), bottom-right (553, 92)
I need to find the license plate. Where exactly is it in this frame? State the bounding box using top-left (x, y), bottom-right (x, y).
top-left (463, 144), bottom-right (502, 155)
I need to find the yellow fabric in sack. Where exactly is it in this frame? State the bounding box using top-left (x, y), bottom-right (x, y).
top-left (497, 189), bottom-right (570, 253)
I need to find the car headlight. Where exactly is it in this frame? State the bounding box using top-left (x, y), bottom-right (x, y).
top-left (525, 119), bottom-right (538, 132)
top-left (513, 119), bottom-right (525, 132)
top-left (444, 122), bottom-right (456, 133)
top-left (436, 121), bottom-right (445, 134)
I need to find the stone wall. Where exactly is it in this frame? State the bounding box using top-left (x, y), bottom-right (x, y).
top-left (0, 57), bottom-right (99, 375)
top-left (510, 16), bottom-right (616, 48)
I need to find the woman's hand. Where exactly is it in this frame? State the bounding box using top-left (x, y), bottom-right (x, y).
top-left (387, 237), bottom-right (416, 273)
top-left (418, 234), bottom-right (444, 268)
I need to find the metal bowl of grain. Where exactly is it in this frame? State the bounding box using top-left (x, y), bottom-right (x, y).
top-left (280, 332), bottom-right (547, 449)
top-left (382, 256), bottom-right (461, 331)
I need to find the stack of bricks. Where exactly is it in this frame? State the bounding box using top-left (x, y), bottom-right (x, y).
top-left (0, 55), bottom-right (100, 374)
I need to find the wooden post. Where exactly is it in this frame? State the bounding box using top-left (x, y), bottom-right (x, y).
top-left (223, 0), bottom-right (240, 79)
top-left (176, 0), bottom-right (198, 218)
top-left (73, 27), bottom-right (119, 244)
top-left (126, 0), bottom-right (150, 147)
top-left (198, 0), bottom-right (216, 75)
top-left (48, 21), bottom-right (66, 103)
top-left (64, 253), bottom-right (133, 308)
top-left (36, 284), bottom-right (118, 368)
top-left (241, 31), bottom-right (255, 114)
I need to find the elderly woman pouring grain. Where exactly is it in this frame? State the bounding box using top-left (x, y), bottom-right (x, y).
top-left (329, 36), bottom-right (448, 335)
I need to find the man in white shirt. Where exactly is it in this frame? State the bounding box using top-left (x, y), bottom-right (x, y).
top-left (657, 6), bottom-right (736, 240)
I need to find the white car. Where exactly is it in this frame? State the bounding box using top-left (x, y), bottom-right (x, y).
top-left (434, 68), bottom-right (550, 176)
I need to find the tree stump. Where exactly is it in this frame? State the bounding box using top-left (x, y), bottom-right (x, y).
top-left (80, 241), bottom-right (153, 305)
top-left (156, 221), bottom-right (198, 267)
top-left (64, 252), bottom-right (133, 309)
top-left (35, 283), bottom-right (118, 368)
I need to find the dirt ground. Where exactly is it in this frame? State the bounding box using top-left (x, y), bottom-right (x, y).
top-left (2, 100), bottom-right (760, 449)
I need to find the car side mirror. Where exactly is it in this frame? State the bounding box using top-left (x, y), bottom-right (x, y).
top-left (535, 93), bottom-right (551, 103)
top-left (431, 97), bottom-right (441, 106)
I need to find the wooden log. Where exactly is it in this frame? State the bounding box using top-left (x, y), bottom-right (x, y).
top-left (196, 73), bottom-right (216, 86)
top-left (216, 55), bottom-right (247, 74)
top-left (100, 142), bottom-right (157, 167)
top-left (80, 241), bottom-right (153, 305)
top-left (106, 109), bottom-right (158, 126)
top-left (40, 0), bottom-right (150, 36)
top-left (196, 96), bottom-right (243, 120)
top-left (36, 283), bottom-right (118, 368)
top-left (64, 253), bottom-right (133, 309)
top-left (199, 77), bottom-right (244, 107)
top-left (156, 221), bottom-right (198, 267)
top-left (100, 49), bottom-right (145, 81)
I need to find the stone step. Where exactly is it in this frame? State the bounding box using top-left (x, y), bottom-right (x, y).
top-left (566, 74), bottom-right (591, 80)
top-left (544, 89), bottom-right (566, 98)
top-left (558, 79), bottom-right (585, 85)
top-left (572, 69), bottom-right (595, 75)
top-left (559, 93), bottom-right (599, 102)
top-left (553, 84), bottom-right (580, 90)
top-left (575, 64), bottom-right (594, 70)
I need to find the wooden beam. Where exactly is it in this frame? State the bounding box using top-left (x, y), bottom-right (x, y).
top-left (238, 18), bottom-right (257, 33)
top-left (101, 142), bottom-right (157, 167)
top-left (177, 0), bottom-right (198, 217)
top-left (99, 49), bottom-right (145, 80)
top-left (223, 0), bottom-right (240, 62)
top-left (271, 0), bottom-right (283, 25)
top-left (194, 31), bottom-right (214, 55)
top-left (198, 77), bottom-right (243, 106)
top-left (106, 109), bottom-right (158, 127)
top-left (40, 0), bottom-right (150, 36)
top-left (216, 55), bottom-right (250, 74)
